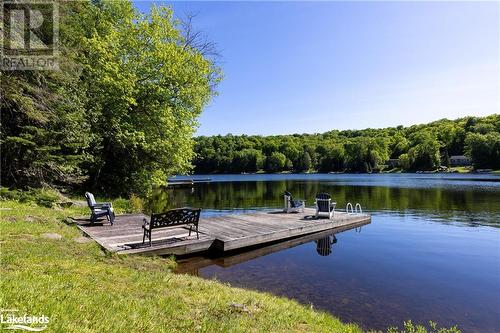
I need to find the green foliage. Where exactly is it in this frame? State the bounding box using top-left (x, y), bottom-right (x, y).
top-left (465, 132), bottom-right (500, 169)
top-left (129, 193), bottom-right (145, 213)
top-left (1, 0), bottom-right (220, 196)
top-left (318, 144), bottom-right (345, 172)
top-left (111, 197), bottom-right (134, 213)
top-left (266, 152), bottom-right (287, 172)
top-left (232, 149), bottom-right (265, 173)
top-left (383, 320), bottom-right (460, 333)
top-left (0, 187), bottom-right (60, 208)
top-left (399, 154), bottom-right (411, 170)
top-left (31, 188), bottom-right (61, 208)
top-left (193, 115), bottom-right (499, 173)
top-left (296, 151), bottom-right (312, 172)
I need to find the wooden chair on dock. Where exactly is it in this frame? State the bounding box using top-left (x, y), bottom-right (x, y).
top-left (143, 208), bottom-right (201, 246)
top-left (283, 191), bottom-right (305, 213)
top-left (85, 192), bottom-right (115, 225)
top-left (315, 193), bottom-right (336, 219)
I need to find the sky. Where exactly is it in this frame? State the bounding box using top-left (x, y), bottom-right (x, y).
top-left (134, 1), bottom-right (499, 136)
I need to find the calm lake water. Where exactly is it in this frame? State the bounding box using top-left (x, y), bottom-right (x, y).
top-left (157, 174), bottom-right (500, 332)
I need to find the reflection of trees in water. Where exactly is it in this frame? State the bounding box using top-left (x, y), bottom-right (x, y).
top-left (315, 235), bottom-right (337, 256)
top-left (146, 181), bottom-right (499, 223)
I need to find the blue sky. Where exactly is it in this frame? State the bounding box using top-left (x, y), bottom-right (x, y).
top-left (134, 1), bottom-right (499, 136)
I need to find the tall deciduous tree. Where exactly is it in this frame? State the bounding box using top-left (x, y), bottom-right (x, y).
top-left (80, 2), bottom-right (220, 194)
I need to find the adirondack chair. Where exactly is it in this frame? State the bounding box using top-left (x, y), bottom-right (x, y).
top-left (315, 193), bottom-right (336, 219)
top-left (283, 191), bottom-right (305, 213)
top-left (85, 192), bottom-right (115, 225)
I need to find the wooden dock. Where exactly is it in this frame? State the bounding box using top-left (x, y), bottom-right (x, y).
top-left (77, 208), bottom-right (371, 256)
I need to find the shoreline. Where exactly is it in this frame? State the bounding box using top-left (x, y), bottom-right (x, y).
top-left (182, 169), bottom-right (499, 176)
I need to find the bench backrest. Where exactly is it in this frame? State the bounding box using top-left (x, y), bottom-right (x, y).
top-left (316, 193), bottom-right (332, 212)
top-left (85, 192), bottom-right (97, 208)
top-left (150, 208), bottom-right (201, 229)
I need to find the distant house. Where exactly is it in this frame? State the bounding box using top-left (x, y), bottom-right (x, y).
top-left (449, 155), bottom-right (471, 167)
top-left (386, 159), bottom-right (400, 168)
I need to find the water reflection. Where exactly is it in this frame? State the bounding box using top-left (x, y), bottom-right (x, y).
top-left (149, 175), bottom-right (500, 226)
top-left (315, 235), bottom-right (337, 256)
top-left (176, 222), bottom-right (368, 275)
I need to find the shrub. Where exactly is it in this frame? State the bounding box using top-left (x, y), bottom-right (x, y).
top-left (0, 187), bottom-right (21, 201)
top-left (31, 188), bottom-right (61, 208)
top-left (0, 187), bottom-right (60, 208)
top-left (129, 193), bottom-right (144, 213)
top-left (112, 198), bottom-right (132, 213)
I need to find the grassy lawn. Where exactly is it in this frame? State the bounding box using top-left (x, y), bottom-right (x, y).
top-left (0, 197), bottom-right (460, 332)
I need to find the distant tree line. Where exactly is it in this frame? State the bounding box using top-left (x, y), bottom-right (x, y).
top-left (1, 1), bottom-right (220, 196)
top-left (193, 115), bottom-right (500, 174)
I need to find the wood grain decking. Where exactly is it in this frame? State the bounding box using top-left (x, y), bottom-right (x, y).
top-left (77, 208), bottom-right (371, 256)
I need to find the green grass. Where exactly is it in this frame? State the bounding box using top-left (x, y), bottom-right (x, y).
top-left (0, 198), bottom-right (460, 332)
top-left (446, 167), bottom-right (473, 173)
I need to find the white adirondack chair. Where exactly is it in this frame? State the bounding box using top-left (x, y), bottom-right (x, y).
top-left (315, 193), bottom-right (336, 219)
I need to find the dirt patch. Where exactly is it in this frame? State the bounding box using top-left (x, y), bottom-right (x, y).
top-left (73, 236), bottom-right (92, 243)
top-left (41, 233), bottom-right (63, 240)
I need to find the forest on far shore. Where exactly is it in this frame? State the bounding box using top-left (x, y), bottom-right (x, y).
top-left (193, 114), bottom-right (500, 174)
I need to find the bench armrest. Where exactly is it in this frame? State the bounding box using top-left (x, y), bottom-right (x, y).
top-left (95, 202), bottom-right (112, 209)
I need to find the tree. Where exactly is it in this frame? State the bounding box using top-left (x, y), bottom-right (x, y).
top-left (408, 140), bottom-right (440, 170)
top-left (280, 142), bottom-right (300, 164)
top-left (266, 152), bottom-right (286, 172)
top-left (344, 140), bottom-right (368, 172)
top-left (399, 154), bottom-right (411, 170)
top-left (390, 132), bottom-right (409, 159)
top-left (190, 115), bottom-right (500, 172)
top-left (465, 132), bottom-right (500, 169)
top-left (1, 1), bottom-right (221, 195)
top-left (232, 149), bottom-right (264, 173)
top-left (322, 144), bottom-right (345, 172)
top-left (80, 2), bottom-right (221, 195)
top-left (296, 151), bottom-right (312, 172)
top-left (191, 115), bottom-right (500, 174)
top-left (1, 2), bottom-right (92, 188)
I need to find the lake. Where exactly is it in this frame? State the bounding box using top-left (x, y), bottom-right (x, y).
top-left (156, 174), bottom-right (500, 332)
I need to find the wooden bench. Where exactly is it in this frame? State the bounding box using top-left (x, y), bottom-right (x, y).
top-left (142, 208), bottom-right (201, 246)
